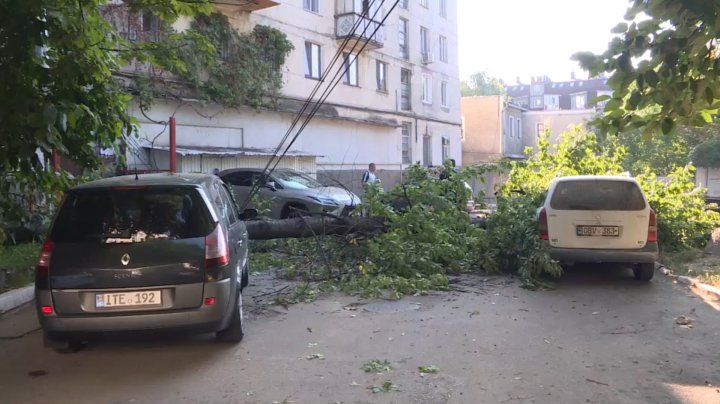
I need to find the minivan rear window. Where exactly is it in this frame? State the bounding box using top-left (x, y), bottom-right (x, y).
top-left (550, 180), bottom-right (646, 211)
top-left (51, 187), bottom-right (214, 243)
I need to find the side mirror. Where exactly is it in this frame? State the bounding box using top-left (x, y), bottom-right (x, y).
top-left (266, 181), bottom-right (277, 191)
top-left (239, 208), bottom-right (258, 221)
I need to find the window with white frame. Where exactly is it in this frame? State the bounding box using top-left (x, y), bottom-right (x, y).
top-left (441, 81), bottom-right (448, 107)
top-left (304, 42), bottom-right (321, 79)
top-left (420, 26), bottom-right (429, 55)
top-left (399, 0), bottom-right (409, 9)
top-left (420, 0), bottom-right (428, 9)
top-left (422, 74), bottom-right (432, 104)
top-left (439, 35), bottom-right (448, 62)
top-left (303, 0), bottom-right (319, 13)
top-left (342, 52), bottom-right (358, 86)
top-left (536, 122), bottom-right (545, 136)
top-left (402, 122), bottom-right (412, 164)
top-left (573, 93), bottom-right (587, 109)
top-left (516, 118), bottom-right (521, 138)
top-left (376, 60), bottom-right (387, 92)
top-left (399, 18), bottom-right (409, 59)
top-left (439, 0), bottom-right (447, 17)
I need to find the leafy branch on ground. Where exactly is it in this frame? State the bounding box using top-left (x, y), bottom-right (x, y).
top-left (362, 359), bottom-right (392, 374)
top-left (418, 365), bottom-right (440, 374)
top-left (368, 381), bottom-right (399, 394)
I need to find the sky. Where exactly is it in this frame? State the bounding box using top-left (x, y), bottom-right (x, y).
top-left (457, 0), bottom-right (632, 84)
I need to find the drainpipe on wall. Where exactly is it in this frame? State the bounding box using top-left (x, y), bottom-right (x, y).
top-left (169, 116), bottom-right (177, 173)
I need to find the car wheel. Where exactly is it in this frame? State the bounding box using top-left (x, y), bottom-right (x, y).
top-left (633, 263), bottom-right (655, 282)
top-left (44, 332), bottom-right (84, 354)
top-left (241, 262), bottom-right (249, 290)
top-left (216, 288), bottom-right (244, 343)
top-left (283, 204), bottom-right (309, 219)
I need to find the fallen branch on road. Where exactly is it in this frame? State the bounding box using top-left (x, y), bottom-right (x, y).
top-left (245, 216), bottom-right (386, 240)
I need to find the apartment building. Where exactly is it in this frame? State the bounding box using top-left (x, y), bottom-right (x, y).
top-left (503, 75), bottom-right (611, 150)
top-left (123, 0), bottom-right (462, 192)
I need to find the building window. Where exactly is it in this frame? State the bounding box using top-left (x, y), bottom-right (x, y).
top-left (399, 18), bottom-right (409, 60)
top-left (507, 114), bottom-right (514, 138)
top-left (422, 74), bottom-right (432, 104)
top-left (420, 26), bottom-right (429, 56)
top-left (400, 68), bottom-right (412, 110)
top-left (342, 52), bottom-right (358, 86)
top-left (420, 0), bottom-right (429, 9)
top-left (439, 0), bottom-right (447, 17)
top-left (376, 60), bottom-right (387, 92)
top-left (573, 93), bottom-right (587, 109)
top-left (402, 122), bottom-right (412, 164)
top-left (304, 42), bottom-right (321, 79)
top-left (127, 11), bottom-right (160, 42)
top-left (399, 0), bottom-right (409, 9)
top-left (423, 135), bottom-right (432, 166)
top-left (442, 137), bottom-right (450, 162)
top-left (536, 123), bottom-right (545, 136)
top-left (439, 35), bottom-right (448, 63)
top-left (441, 81), bottom-right (448, 107)
top-left (516, 118), bottom-right (521, 139)
top-left (303, 0), bottom-right (319, 13)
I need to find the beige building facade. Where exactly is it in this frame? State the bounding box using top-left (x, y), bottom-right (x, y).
top-left (124, 0), bottom-right (463, 193)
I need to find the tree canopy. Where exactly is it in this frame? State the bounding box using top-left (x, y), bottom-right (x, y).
top-left (461, 72), bottom-right (505, 97)
top-left (573, 0), bottom-right (720, 136)
top-left (0, 0), bottom-right (292, 221)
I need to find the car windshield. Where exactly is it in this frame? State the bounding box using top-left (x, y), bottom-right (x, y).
top-left (550, 180), bottom-right (646, 211)
top-left (51, 187), bottom-right (214, 243)
top-left (273, 170), bottom-right (322, 190)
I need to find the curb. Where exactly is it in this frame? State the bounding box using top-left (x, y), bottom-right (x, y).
top-left (658, 264), bottom-right (720, 300)
top-left (0, 285), bottom-right (34, 315)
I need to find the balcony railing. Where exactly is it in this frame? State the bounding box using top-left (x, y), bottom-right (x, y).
top-left (335, 12), bottom-right (384, 50)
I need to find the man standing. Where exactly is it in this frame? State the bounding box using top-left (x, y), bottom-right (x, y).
top-left (362, 163), bottom-right (378, 185)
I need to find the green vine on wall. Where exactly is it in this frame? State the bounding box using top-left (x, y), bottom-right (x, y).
top-left (185, 12), bottom-right (294, 109)
top-left (116, 8), bottom-right (294, 110)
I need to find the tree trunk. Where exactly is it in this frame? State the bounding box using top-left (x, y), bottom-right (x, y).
top-left (245, 216), bottom-right (387, 240)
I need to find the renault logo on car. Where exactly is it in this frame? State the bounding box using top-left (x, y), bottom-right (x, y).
top-left (121, 253), bottom-right (131, 266)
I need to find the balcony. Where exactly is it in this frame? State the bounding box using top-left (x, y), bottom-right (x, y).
top-left (335, 12), bottom-right (384, 50)
top-left (211, 0), bottom-right (278, 12)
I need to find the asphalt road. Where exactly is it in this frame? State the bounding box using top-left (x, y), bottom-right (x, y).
top-left (1, 266), bottom-right (719, 404)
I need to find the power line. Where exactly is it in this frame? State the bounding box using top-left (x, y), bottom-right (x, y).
top-left (238, 0), bottom-right (389, 210)
top-left (269, 1), bottom-right (399, 176)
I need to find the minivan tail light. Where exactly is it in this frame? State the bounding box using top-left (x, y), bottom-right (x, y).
top-left (36, 239), bottom-right (54, 278)
top-left (205, 223), bottom-right (229, 269)
top-left (647, 209), bottom-right (657, 243)
top-left (538, 208), bottom-right (549, 241)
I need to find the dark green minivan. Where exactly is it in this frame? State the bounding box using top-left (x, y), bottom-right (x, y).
top-left (35, 173), bottom-right (250, 352)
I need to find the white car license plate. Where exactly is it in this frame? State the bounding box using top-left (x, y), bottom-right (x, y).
top-left (576, 225), bottom-right (620, 237)
top-left (95, 291), bottom-right (162, 308)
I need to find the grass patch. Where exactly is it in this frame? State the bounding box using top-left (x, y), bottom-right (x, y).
top-left (0, 243), bottom-right (39, 292)
top-left (662, 249), bottom-right (720, 287)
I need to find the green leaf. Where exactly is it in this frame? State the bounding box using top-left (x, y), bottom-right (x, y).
top-left (611, 22), bottom-right (629, 34)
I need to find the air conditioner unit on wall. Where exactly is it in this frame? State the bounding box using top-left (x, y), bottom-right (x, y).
top-left (421, 52), bottom-right (434, 64)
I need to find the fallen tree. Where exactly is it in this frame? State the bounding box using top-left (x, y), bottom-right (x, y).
top-left (245, 216), bottom-right (386, 240)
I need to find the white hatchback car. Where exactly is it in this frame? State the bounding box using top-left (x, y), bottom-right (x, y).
top-left (538, 175), bottom-right (658, 281)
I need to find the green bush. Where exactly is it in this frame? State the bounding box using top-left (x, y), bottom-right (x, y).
top-left (0, 243), bottom-right (39, 290)
top-left (636, 166), bottom-right (720, 251)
